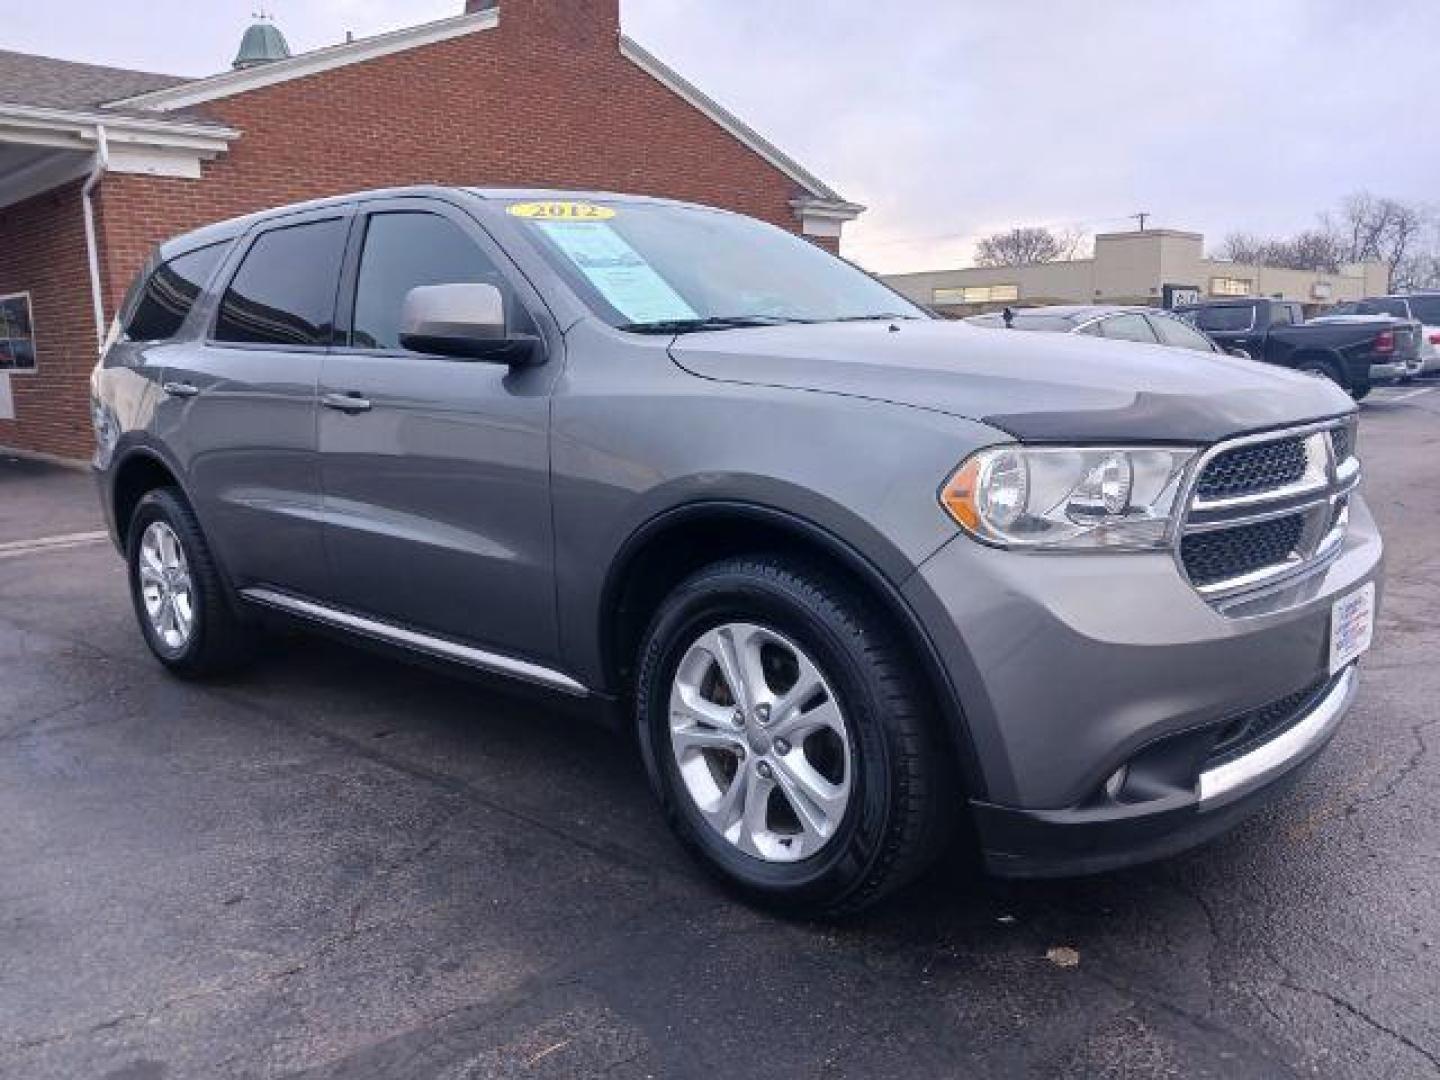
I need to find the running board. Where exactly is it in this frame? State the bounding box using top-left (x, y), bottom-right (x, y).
top-left (239, 587), bottom-right (590, 698)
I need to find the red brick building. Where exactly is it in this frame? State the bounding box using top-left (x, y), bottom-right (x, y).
top-left (0, 0), bottom-right (861, 461)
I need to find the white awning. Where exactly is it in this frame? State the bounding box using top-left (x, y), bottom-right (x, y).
top-left (0, 103), bottom-right (237, 210)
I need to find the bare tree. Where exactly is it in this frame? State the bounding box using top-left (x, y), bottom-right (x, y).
top-left (1222, 193), bottom-right (1437, 285)
top-left (1218, 232), bottom-right (1267, 264)
top-left (974, 227), bottom-right (1064, 267)
top-left (1056, 227), bottom-right (1091, 261)
top-left (1329, 192), bottom-right (1427, 275)
top-left (1218, 230), bottom-right (1342, 272)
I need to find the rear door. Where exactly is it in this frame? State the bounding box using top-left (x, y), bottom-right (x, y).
top-left (161, 208), bottom-right (349, 597)
top-left (317, 197), bottom-right (561, 661)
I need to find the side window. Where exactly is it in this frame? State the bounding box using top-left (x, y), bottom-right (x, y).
top-left (125, 242), bottom-right (231, 342)
top-left (1149, 314), bottom-right (1216, 352)
top-left (1269, 304), bottom-right (1295, 326)
top-left (215, 218), bottom-right (347, 346)
top-left (1195, 305), bottom-right (1255, 333)
top-left (1095, 313), bottom-right (1159, 343)
top-left (351, 212), bottom-right (505, 350)
top-left (1373, 299), bottom-right (1407, 318)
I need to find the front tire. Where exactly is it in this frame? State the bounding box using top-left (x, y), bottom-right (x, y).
top-left (127, 487), bottom-right (253, 678)
top-left (635, 555), bottom-right (954, 916)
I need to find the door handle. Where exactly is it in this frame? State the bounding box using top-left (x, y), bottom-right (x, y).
top-left (322, 391), bottom-right (373, 414)
top-left (162, 381), bottom-right (200, 398)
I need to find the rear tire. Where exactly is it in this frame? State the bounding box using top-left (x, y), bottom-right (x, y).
top-left (127, 487), bottom-right (254, 678)
top-left (634, 554), bottom-right (954, 916)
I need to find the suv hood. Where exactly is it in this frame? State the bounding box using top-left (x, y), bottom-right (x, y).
top-left (669, 320), bottom-right (1354, 443)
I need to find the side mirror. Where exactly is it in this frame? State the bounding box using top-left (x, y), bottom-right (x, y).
top-left (399, 283), bottom-right (540, 364)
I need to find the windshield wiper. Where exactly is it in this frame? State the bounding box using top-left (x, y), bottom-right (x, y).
top-left (617, 315), bottom-right (815, 335)
top-left (826, 313), bottom-right (923, 323)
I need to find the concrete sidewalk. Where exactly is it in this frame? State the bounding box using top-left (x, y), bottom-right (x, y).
top-left (0, 453), bottom-right (104, 546)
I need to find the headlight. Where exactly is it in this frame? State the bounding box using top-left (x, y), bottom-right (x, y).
top-left (940, 445), bottom-right (1198, 550)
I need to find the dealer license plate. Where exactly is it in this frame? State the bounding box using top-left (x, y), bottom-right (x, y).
top-left (1329, 583), bottom-right (1375, 675)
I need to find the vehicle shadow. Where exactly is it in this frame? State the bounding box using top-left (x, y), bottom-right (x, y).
top-left (236, 623), bottom-right (1291, 940)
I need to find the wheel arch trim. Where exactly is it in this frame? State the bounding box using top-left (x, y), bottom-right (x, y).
top-left (599, 499), bottom-right (990, 799)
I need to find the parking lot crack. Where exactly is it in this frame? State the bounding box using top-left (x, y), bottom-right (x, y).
top-left (1260, 943), bottom-right (1439, 1073)
top-left (1345, 714), bottom-right (1439, 814)
top-left (1278, 978), bottom-right (1440, 1073)
top-left (0, 687), bottom-right (125, 745)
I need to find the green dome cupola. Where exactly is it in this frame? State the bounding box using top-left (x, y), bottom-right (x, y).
top-left (232, 16), bottom-right (291, 70)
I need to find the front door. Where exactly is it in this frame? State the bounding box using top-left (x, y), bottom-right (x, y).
top-left (162, 210), bottom-right (349, 598)
top-left (317, 199), bottom-right (560, 663)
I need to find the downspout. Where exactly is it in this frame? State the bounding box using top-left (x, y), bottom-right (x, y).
top-left (81, 124), bottom-right (110, 351)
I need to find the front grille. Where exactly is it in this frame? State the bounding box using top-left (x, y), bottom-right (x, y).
top-left (1205, 674), bottom-right (1335, 769)
top-left (1195, 437), bottom-right (1307, 502)
top-left (1330, 426), bottom-right (1352, 463)
top-left (1181, 514), bottom-right (1305, 587)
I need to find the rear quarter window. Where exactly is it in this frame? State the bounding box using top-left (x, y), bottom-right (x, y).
top-left (124, 242), bottom-right (232, 342)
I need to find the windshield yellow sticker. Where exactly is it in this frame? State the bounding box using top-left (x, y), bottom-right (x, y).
top-left (507, 201), bottom-right (616, 221)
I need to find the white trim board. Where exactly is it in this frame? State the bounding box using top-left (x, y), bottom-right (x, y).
top-left (106, 9), bottom-right (500, 112)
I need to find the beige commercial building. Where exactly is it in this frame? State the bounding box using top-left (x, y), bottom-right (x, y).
top-left (882, 228), bottom-right (1391, 316)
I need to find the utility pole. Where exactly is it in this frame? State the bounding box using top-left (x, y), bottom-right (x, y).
top-left (1131, 212), bottom-right (1150, 232)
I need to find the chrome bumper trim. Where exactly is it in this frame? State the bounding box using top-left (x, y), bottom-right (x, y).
top-left (1197, 665), bottom-right (1357, 808)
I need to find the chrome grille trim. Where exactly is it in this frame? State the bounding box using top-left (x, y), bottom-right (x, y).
top-left (1176, 418), bottom-right (1359, 603)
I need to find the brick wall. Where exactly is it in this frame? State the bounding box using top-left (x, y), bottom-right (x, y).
top-left (0, 181), bottom-right (100, 460)
top-left (11, 0), bottom-right (831, 458)
top-left (95, 1), bottom-right (819, 310)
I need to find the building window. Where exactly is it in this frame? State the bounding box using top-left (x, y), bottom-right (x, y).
top-left (1209, 276), bottom-right (1252, 297)
top-left (0, 293), bottom-right (36, 372)
top-left (933, 284), bottom-right (1020, 305)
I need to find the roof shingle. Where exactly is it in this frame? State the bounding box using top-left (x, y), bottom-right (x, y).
top-left (0, 49), bottom-right (190, 111)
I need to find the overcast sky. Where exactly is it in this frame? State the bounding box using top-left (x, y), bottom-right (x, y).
top-left (6, 0), bottom-right (1436, 273)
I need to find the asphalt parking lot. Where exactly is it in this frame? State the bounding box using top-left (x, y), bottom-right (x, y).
top-left (1, 384), bottom-right (1437, 1080)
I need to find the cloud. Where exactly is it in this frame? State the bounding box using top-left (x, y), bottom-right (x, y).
top-left (10, 0), bottom-right (1437, 273)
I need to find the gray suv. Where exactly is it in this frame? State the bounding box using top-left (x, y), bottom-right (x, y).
top-left (92, 187), bottom-right (1383, 914)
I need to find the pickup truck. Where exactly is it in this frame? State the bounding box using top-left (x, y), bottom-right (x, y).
top-left (1326, 293), bottom-right (1440, 376)
top-left (1175, 297), bottom-right (1420, 400)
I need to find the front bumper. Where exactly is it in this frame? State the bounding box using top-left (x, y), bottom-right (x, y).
top-left (902, 494), bottom-right (1383, 875)
top-left (972, 665), bottom-right (1356, 876)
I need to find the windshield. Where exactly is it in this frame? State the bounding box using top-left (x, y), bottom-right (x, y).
top-left (501, 198), bottom-right (926, 331)
top-left (1405, 296), bottom-right (1440, 325)
top-left (967, 312), bottom-right (1081, 331)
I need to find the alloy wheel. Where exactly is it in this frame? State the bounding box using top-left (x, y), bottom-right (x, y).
top-left (138, 521), bottom-right (196, 651)
top-left (668, 622), bottom-right (853, 862)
